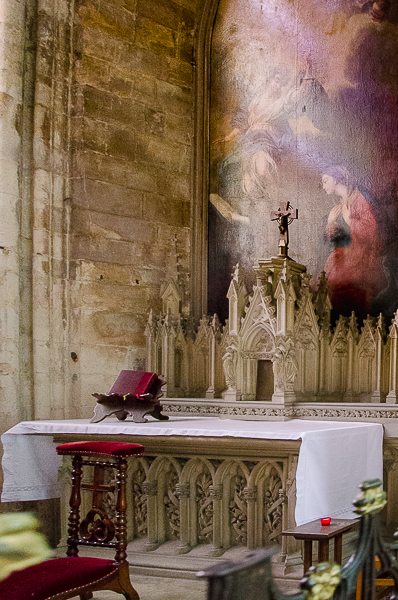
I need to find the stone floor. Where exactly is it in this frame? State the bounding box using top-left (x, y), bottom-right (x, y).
top-left (55, 539), bottom-right (304, 600)
top-left (55, 531), bottom-right (360, 599)
top-left (90, 575), bottom-right (207, 600)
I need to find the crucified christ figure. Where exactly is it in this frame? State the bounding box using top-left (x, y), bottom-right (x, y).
top-left (270, 201), bottom-right (298, 257)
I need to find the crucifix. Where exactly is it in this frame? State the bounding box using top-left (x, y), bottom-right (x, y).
top-left (270, 201), bottom-right (298, 258)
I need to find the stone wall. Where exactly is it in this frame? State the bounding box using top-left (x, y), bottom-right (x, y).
top-left (69, 0), bottom-right (196, 416)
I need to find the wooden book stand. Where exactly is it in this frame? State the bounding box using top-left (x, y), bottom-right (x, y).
top-left (91, 371), bottom-right (168, 424)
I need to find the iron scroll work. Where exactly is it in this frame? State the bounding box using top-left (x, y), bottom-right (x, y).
top-left (198, 479), bottom-right (398, 600)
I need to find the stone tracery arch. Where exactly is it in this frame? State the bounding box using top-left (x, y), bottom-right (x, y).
top-left (145, 456), bottom-right (183, 550)
top-left (240, 321), bottom-right (276, 400)
top-left (179, 457), bottom-right (216, 552)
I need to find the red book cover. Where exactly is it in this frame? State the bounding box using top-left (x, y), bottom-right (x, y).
top-left (109, 371), bottom-right (159, 397)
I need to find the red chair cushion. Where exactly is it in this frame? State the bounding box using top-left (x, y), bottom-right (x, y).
top-left (0, 557), bottom-right (119, 600)
top-left (56, 441), bottom-right (144, 457)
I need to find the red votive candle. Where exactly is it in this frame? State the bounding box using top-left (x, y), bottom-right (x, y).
top-left (320, 517), bottom-right (331, 526)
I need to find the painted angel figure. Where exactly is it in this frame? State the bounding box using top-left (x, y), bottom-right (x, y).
top-left (214, 65), bottom-right (325, 201)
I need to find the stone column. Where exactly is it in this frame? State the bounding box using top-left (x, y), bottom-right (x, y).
top-left (278, 488), bottom-right (288, 560)
top-left (0, 0), bottom-right (36, 435)
top-left (177, 483), bottom-right (191, 554)
top-left (242, 357), bottom-right (257, 401)
top-left (344, 332), bottom-right (355, 400)
top-left (161, 317), bottom-right (175, 398)
top-left (244, 487), bottom-right (257, 550)
top-left (32, 0), bottom-right (76, 421)
top-left (371, 327), bottom-right (383, 402)
top-left (318, 330), bottom-right (327, 394)
top-left (143, 481), bottom-right (159, 551)
top-left (206, 327), bottom-right (216, 399)
top-left (209, 484), bottom-right (224, 557)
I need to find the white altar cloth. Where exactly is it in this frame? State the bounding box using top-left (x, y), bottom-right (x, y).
top-left (1, 417), bottom-right (383, 526)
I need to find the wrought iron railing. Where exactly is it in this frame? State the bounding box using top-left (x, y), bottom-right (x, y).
top-left (198, 479), bottom-right (398, 600)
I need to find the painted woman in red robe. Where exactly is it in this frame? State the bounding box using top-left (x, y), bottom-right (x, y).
top-left (322, 166), bottom-right (386, 320)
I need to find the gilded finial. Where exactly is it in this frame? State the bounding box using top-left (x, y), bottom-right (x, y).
top-left (353, 479), bottom-right (386, 516)
top-left (301, 562), bottom-right (342, 600)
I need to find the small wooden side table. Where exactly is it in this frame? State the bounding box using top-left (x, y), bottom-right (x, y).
top-left (282, 518), bottom-right (359, 574)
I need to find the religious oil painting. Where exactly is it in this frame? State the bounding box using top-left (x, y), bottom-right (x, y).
top-left (208, 0), bottom-right (398, 323)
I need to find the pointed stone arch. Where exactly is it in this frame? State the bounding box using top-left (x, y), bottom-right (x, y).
top-left (240, 321), bottom-right (276, 401)
top-left (145, 456), bottom-right (183, 550)
top-left (210, 458), bottom-right (251, 554)
top-left (178, 457), bottom-right (216, 553)
top-left (246, 459), bottom-right (285, 549)
top-left (162, 281), bottom-right (182, 316)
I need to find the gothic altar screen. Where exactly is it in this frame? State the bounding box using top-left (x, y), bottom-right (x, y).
top-left (208, 0), bottom-right (398, 324)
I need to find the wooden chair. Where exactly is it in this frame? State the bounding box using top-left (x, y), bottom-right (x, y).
top-left (356, 556), bottom-right (395, 600)
top-left (0, 440), bottom-right (144, 600)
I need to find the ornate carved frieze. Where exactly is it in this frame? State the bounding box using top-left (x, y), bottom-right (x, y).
top-left (162, 400), bottom-right (398, 425)
top-left (240, 351), bottom-right (274, 360)
top-left (162, 402), bottom-right (294, 418)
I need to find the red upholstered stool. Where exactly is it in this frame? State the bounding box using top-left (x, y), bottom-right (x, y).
top-left (0, 441), bottom-right (144, 600)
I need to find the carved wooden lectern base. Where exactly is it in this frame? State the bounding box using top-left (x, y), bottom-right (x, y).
top-left (91, 371), bottom-right (168, 424)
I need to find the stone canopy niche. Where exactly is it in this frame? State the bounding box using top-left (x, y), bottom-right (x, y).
top-left (256, 360), bottom-right (274, 401)
top-left (146, 251), bottom-right (398, 423)
top-left (222, 258), bottom-right (316, 405)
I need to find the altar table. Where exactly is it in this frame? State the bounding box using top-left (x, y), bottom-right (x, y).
top-left (1, 417), bottom-right (383, 528)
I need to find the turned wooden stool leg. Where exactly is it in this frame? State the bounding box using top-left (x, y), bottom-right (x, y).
top-left (115, 458), bottom-right (128, 564)
top-left (112, 457), bottom-right (140, 600)
top-left (67, 455), bottom-right (83, 557)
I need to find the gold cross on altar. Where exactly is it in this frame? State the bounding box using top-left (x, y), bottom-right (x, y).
top-left (270, 201), bottom-right (298, 257)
